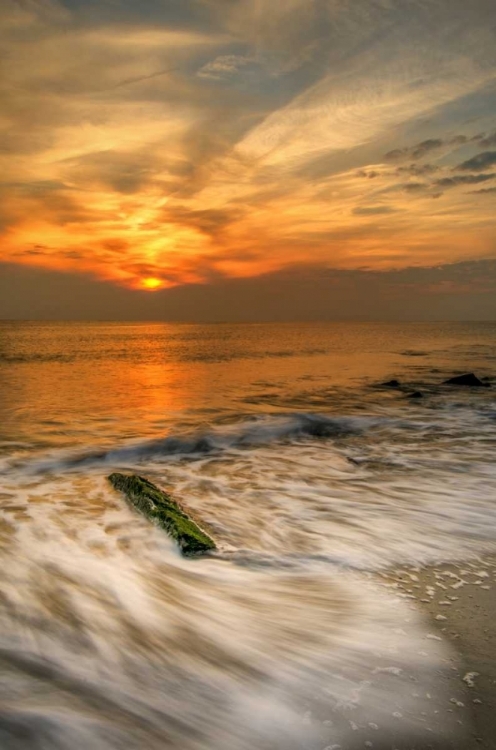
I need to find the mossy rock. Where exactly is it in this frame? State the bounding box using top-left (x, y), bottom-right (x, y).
top-left (108, 473), bottom-right (216, 556)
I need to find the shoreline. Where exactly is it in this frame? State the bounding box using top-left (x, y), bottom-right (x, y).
top-left (383, 556), bottom-right (496, 749)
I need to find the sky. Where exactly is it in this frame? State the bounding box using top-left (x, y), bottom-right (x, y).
top-left (1, 0), bottom-right (496, 320)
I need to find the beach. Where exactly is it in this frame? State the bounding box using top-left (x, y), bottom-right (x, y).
top-left (386, 557), bottom-right (496, 749)
top-left (1, 320), bottom-right (496, 749)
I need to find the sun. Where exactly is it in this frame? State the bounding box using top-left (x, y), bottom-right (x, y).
top-left (141, 277), bottom-right (163, 291)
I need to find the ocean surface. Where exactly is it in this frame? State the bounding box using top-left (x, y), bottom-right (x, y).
top-left (1, 320), bottom-right (496, 749)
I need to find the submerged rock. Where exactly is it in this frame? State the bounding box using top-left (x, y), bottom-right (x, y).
top-left (443, 373), bottom-right (488, 387)
top-left (382, 379), bottom-right (401, 388)
top-left (108, 473), bottom-right (216, 556)
top-left (408, 391), bottom-right (424, 399)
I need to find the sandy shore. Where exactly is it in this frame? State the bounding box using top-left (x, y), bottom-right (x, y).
top-left (382, 556), bottom-right (496, 749)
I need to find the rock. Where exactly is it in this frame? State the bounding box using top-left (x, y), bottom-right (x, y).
top-left (443, 373), bottom-right (488, 387)
top-left (382, 379), bottom-right (400, 388)
top-left (108, 473), bottom-right (216, 556)
top-left (408, 391), bottom-right (423, 399)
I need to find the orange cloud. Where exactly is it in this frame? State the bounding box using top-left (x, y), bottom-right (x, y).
top-left (1, 0), bottom-right (495, 291)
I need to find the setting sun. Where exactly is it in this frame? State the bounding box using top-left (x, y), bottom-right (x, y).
top-left (141, 277), bottom-right (162, 291)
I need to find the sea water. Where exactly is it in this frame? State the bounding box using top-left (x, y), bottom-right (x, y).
top-left (1, 321), bottom-right (496, 748)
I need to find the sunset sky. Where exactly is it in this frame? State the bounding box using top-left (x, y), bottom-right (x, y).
top-left (1, 0), bottom-right (496, 319)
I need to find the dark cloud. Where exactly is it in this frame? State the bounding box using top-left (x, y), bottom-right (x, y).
top-left (449, 135), bottom-right (469, 146)
top-left (399, 182), bottom-right (429, 193)
top-left (62, 250), bottom-right (86, 259)
top-left (384, 135), bottom-right (472, 162)
top-left (456, 151), bottom-right (496, 172)
top-left (160, 206), bottom-right (245, 236)
top-left (0, 181), bottom-right (96, 226)
top-left (411, 139), bottom-right (444, 158)
top-left (356, 170), bottom-right (379, 179)
top-left (21, 248), bottom-right (50, 257)
top-left (0, 180), bottom-right (73, 194)
top-left (59, 150), bottom-right (162, 194)
top-left (58, 0), bottom-right (216, 33)
top-left (352, 205), bottom-right (397, 216)
top-left (471, 186), bottom-right (496, 194)
top-left (434, 173), bottom-right (495, 188)
top-left (2, 258), bottom-right (496, 322)
top-left (395, 164), bottom-right (440, 176)
top-left (478, 130), bottom-right (496, 147)
top-left (385, 139), bottom-right (443, 161)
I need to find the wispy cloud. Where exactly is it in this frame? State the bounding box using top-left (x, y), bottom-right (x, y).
top-left (0, 0), bottom-right (496, 294)
top-left (197, 55), bottom-right (254, 79)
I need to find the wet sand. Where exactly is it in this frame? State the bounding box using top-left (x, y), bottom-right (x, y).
top-left (383, 557), bottom-right (496, 749)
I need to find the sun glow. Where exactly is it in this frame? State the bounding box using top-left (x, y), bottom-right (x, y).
top-left (142, 277), bottom-right (163, 291)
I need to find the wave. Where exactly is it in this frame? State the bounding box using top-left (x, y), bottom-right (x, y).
top-left (179, 348), bottom-right (328, 363)
top-left (400, 349), bottom-right (429, 357)
top-left (0, 353), bottom-right (74, 364)
top-left (0, 347), bottom-right (328, 366)
top-left (13, 413), bottom-right (370, 476)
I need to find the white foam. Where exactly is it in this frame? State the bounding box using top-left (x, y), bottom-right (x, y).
top-left (0, 473), bottom-right (463, 749)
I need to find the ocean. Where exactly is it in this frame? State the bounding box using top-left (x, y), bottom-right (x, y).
top-left (1, 320), bottom-right (496, 749)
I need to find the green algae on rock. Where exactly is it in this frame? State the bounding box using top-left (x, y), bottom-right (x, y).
top-left (108, 473), bottom-right (216, 556)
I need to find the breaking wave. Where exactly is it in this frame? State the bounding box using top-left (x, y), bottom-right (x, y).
top-left (11, 413), bottom-right (370, 476)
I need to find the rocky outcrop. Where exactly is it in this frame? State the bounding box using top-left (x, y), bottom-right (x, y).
top-left (108, 473), bottom-right (216, 556)
top-left (443, 373), bottom-right (488, 387)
